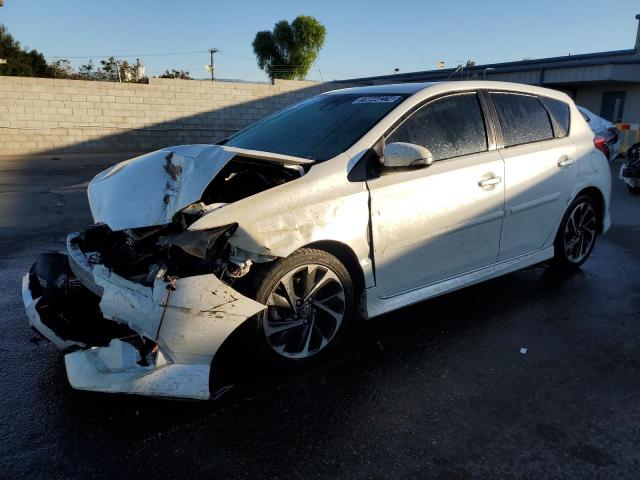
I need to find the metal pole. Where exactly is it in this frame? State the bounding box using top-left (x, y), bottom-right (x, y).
top-left (209, 48), bottom-right (218, 81)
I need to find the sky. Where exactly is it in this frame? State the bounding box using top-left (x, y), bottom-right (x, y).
top-left (1, 0), bottom-right (639, 82)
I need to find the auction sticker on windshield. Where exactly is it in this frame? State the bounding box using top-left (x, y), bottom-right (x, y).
top-left (353, 95), bottom-right (402, 104)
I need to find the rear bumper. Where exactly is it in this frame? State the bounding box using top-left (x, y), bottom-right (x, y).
top-left (22, 232), bottom-right (266, 400)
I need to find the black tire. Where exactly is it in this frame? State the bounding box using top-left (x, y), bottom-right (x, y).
top-left (628, 184), bottom-right (640, 195)
top-left (552, 194), bottom-right (599, 270)
top-left (248, 248), bottom-right (356, 366)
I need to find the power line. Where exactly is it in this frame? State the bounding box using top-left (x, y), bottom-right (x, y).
top-left (45, 50), bottom-right (210, 59)
top-left (216, 50), bottom-right (255, 61)
top-left (43, 48), bottom-right (359, 79)
top-left (45, 48), bottom-right (256, 60)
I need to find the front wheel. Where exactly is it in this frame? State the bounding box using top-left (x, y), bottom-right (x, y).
top-left (250, 248), bottom-right (356, 365)
top-left (552, 195), bottom-right (599, 270)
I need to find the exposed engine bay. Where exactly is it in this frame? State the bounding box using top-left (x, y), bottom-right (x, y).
top-left (76, 155), bottom-right (304, 285)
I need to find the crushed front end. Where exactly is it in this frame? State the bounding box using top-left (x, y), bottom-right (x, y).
top-left (23, 222), bottom-right (266, 400)
top-left (21, 145), bottom-right (311, 399)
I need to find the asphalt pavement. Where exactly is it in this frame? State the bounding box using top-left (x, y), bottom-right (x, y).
top-left (1, 153), bottom-right (639, 479)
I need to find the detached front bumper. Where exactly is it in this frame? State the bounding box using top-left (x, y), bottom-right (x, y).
top-left (22, 233), bottom-right (266, 400)
top-left (22, 273), bottom-right (83, 350)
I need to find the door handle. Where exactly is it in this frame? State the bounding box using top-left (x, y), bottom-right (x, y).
top-left (557, 155), bottom-right (575, 167)
top-left (478, 176), bottom-right (502, 188)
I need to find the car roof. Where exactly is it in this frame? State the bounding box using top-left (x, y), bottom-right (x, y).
top-left (324, 82), bottom-right (437, 95)
top-left (324, 81), bottom-right (573, 104)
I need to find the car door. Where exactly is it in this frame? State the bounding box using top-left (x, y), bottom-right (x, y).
top-left (489, 92), bottom-right (578, 260)
top-left (367, 92), bottom-right (505, 298)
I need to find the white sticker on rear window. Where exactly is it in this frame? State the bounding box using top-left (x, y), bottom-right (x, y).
top-left (353, 95), bottom-right (402, 104)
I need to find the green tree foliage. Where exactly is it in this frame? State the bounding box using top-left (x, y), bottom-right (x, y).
top-left (159, 69), bottom-right (192, 80)
top-left (49, 59), bottom-right (74, 78)
top-left (0, 24), bottom-right (54, 77)
top-left (78, 60), bottom-right (96, 79)
top-left (252, 16), bottom-right (326, 80)
top-left (99, 57), bottom-right (138, 82)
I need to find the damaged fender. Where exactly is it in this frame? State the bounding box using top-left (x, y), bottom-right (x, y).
top-left (77, 267), bottom-right (267, 397)
top-left (94, 268), bottom-right (266, 364)
top-left (187, 154), bottom-right (375, 286)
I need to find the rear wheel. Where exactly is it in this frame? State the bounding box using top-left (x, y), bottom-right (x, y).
top-left (552, 195), bottom-right (599, 270)
top-left (251, 248), bottom-right (355, 365)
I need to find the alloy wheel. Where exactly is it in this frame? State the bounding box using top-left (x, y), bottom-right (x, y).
top-left (563, 202), bottom-right (597, 263)
top-left (262, 264), bottom-right (346, 359)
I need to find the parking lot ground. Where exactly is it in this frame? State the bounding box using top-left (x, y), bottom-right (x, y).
top-left (1, 154), bottom-right (639, 479)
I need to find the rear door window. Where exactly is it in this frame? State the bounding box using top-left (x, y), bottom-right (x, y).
top-left (541, 97), bottom-right (570, 137)
top-left (386, 92), bottom-right (488, 161)
top-left (490, 92), bottom-right (554, 147)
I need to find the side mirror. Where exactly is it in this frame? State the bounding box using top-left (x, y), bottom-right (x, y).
top-left (383, 142), bottom-right (434, 168)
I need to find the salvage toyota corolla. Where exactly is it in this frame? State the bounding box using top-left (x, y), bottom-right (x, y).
top-left (22, 81), bottom-right (612, 399)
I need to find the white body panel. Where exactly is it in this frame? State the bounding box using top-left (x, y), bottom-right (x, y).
top-left (498, 137), bottom-right (578, 259)
top-left (368, 150), bottom-right (504, 297)
top-left (189, 154), bottom-right (375, 287)
top-left (65, 341), bottom-right (211, 400)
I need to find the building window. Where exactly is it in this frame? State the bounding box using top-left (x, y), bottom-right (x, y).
top-left (600, 91), bottom-right (625, 123)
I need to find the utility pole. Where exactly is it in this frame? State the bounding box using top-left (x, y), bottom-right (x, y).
top-left (209, 48), bottom-right (218, 81)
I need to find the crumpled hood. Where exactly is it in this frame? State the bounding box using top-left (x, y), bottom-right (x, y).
top-left (88, 145), bottom-right (236, 231)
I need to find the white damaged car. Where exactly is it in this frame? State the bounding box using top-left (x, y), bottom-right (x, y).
top-left (22, 81), bottom-right (612, 399)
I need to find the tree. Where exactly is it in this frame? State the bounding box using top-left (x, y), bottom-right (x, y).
top-left (49, 59), bottom-right (74, 78)
top-left (0, 24), bottom-right (54, 77)
top-left (99, 56), bottom-right (137, 82)
top-left (252, 16), bottom-right (326, 80)
top-left (159, 69), bottom-right (192, 80)
top-left (78, 60), bottom-right (96, 79)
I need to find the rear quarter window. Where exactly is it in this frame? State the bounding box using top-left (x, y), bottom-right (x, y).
top-left (541, 97), bottom-right (571, 137)
top-left (490, 92), bottom-right (554, 147)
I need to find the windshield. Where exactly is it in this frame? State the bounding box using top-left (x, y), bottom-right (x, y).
top-left (224, 93), bottom-right (408, 161)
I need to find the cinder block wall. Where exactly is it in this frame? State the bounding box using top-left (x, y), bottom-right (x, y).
top-left (0, 76), bottom-right (355, 156)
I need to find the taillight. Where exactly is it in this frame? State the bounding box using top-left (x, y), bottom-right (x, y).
top-left (594, 135), bottom-right (610, 159)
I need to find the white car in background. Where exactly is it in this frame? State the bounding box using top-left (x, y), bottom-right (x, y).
top-left (22, 81), bottom-right (612, 400)
top-left (577, 106), bottom-right (620, 160)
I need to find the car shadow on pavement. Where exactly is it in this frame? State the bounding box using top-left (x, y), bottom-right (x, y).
top-left (56, 261), bottom-right (569, 414)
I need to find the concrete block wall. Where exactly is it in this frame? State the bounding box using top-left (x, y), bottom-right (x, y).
top-left (0, 76), bottom-right (355, 156)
